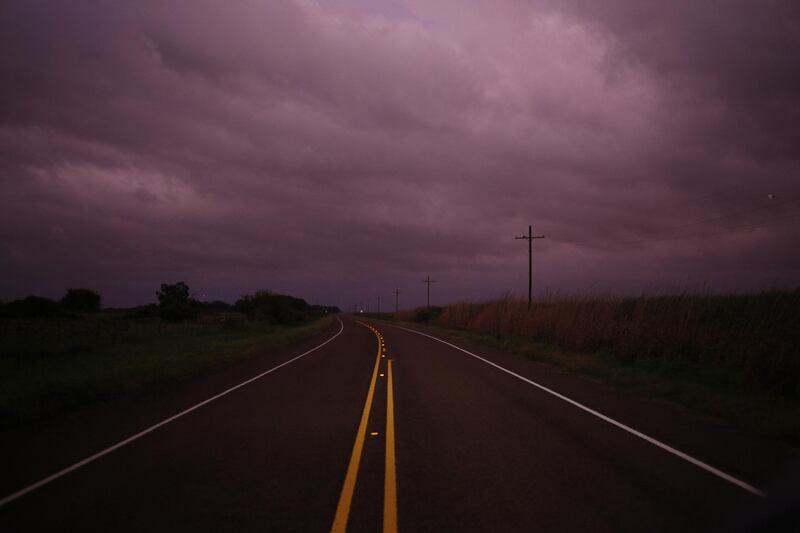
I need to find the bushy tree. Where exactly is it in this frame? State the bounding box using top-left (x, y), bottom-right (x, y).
top-left (156, 282), bottom-right (190, 307)
top-left (61, 288), bottom-right (101, 312)
top-left (156, 281), bottom-right (196, 321)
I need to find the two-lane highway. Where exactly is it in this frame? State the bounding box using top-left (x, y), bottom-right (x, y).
top-left (1, 316), bottom-right (795, 531)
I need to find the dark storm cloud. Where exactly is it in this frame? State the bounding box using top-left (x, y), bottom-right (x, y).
top-left (1, 0), bottom-right (798, 307)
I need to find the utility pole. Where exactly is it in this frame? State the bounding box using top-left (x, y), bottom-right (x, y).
top-left (377, 296), bottom-right (380, 313)
top-left (423, 275), bottom-right (436, 307)
top-left (514, 224), bottom-right (545, 309)
top-left (366, 298), bottom-right (370, 313)
top-left (393, 288), bottom-right (400, 312)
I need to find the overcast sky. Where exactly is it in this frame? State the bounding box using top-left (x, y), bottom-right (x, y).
top-left (1, 0), bottom-right (799, 309)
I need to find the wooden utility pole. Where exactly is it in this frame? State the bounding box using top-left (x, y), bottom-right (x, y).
top-left (423, 276), bottom-right (436, 307)
top-left (514, 225), bottom-right (545, 309)
top-left (393, 288), bottom-right (400, 312)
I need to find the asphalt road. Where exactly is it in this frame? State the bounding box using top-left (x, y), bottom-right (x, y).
top-left (1, 316), bottom-right (797, 532)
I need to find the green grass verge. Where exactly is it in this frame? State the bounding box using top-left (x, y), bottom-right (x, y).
top-left (0, 316), bottom-right (335, 431)
top-left (391, 321), bottom-right (800, 446)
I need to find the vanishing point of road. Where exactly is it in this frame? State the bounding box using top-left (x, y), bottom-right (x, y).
top-left (1, 316), bottom-right (797, 531)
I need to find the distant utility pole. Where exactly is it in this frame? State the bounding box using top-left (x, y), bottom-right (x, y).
top-left (514, 224), bottom-right (545, 309)
top-left (423, 275), bottom-right (436, 307)
top-left (377, 296), bottom-right (381, 313)
top-left (366, 299), bottom-right (370, 313)
top-left (393, 288), bottom-right (400, 312)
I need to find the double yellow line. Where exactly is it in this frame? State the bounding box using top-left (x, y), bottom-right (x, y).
top-left (331, 324), bottom-right (397, 533)
top-left (384, 358), bottom-right (397, 532)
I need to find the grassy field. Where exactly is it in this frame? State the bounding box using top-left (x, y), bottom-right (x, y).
top-left (0, 313), bottom-right (335, 431)
top-left (380, 290), bottom-right (800, 444)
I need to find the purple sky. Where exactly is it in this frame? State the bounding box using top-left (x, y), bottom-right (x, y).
top-left (2, 1), bottom-right (799, 309)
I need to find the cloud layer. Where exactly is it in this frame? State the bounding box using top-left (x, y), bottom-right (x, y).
top-left (1, 0), bottom-right (799, 308)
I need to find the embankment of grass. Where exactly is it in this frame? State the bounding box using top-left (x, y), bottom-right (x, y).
top-left (378, 290), bottom-right (800, 445)
top-left (0, 315), bottom-right (335, 431)
top-left (419, 324), bottom-right (800, 445)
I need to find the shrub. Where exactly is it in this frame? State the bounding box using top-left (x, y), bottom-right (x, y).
top-left (193, 300), bottom-right (232, 311)
top-left (234, 290), bottom-right (321, 324)
top-left (125, 304), bottom-right (159, 319)
top-left (223, 316), bottom-right (245, 330)
top-left (159, 304), bottom-right (197, 322)
top-left (0, 296), bottom-right (62, 319)
top-left (61, 288), bottom-right (101, 312)
top-left (413, 306), bottom-right (442, 323)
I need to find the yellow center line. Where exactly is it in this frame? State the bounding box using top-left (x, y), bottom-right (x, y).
top-left (331, 325), bottom-right (382, 533)
top-left (384, 359), bottom-right (397, 533)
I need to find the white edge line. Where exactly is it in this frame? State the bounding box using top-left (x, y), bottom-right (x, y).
top-left (0, 317), bottom-right (345, 508)
top-left (390, 324), bottom-right (766, 498)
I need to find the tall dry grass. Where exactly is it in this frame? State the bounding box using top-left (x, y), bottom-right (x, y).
top-left (399, 290), bottom-right (800, 397)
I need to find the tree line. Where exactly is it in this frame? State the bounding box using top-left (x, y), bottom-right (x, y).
top-left (0, 283), bottom-right (340, 324)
